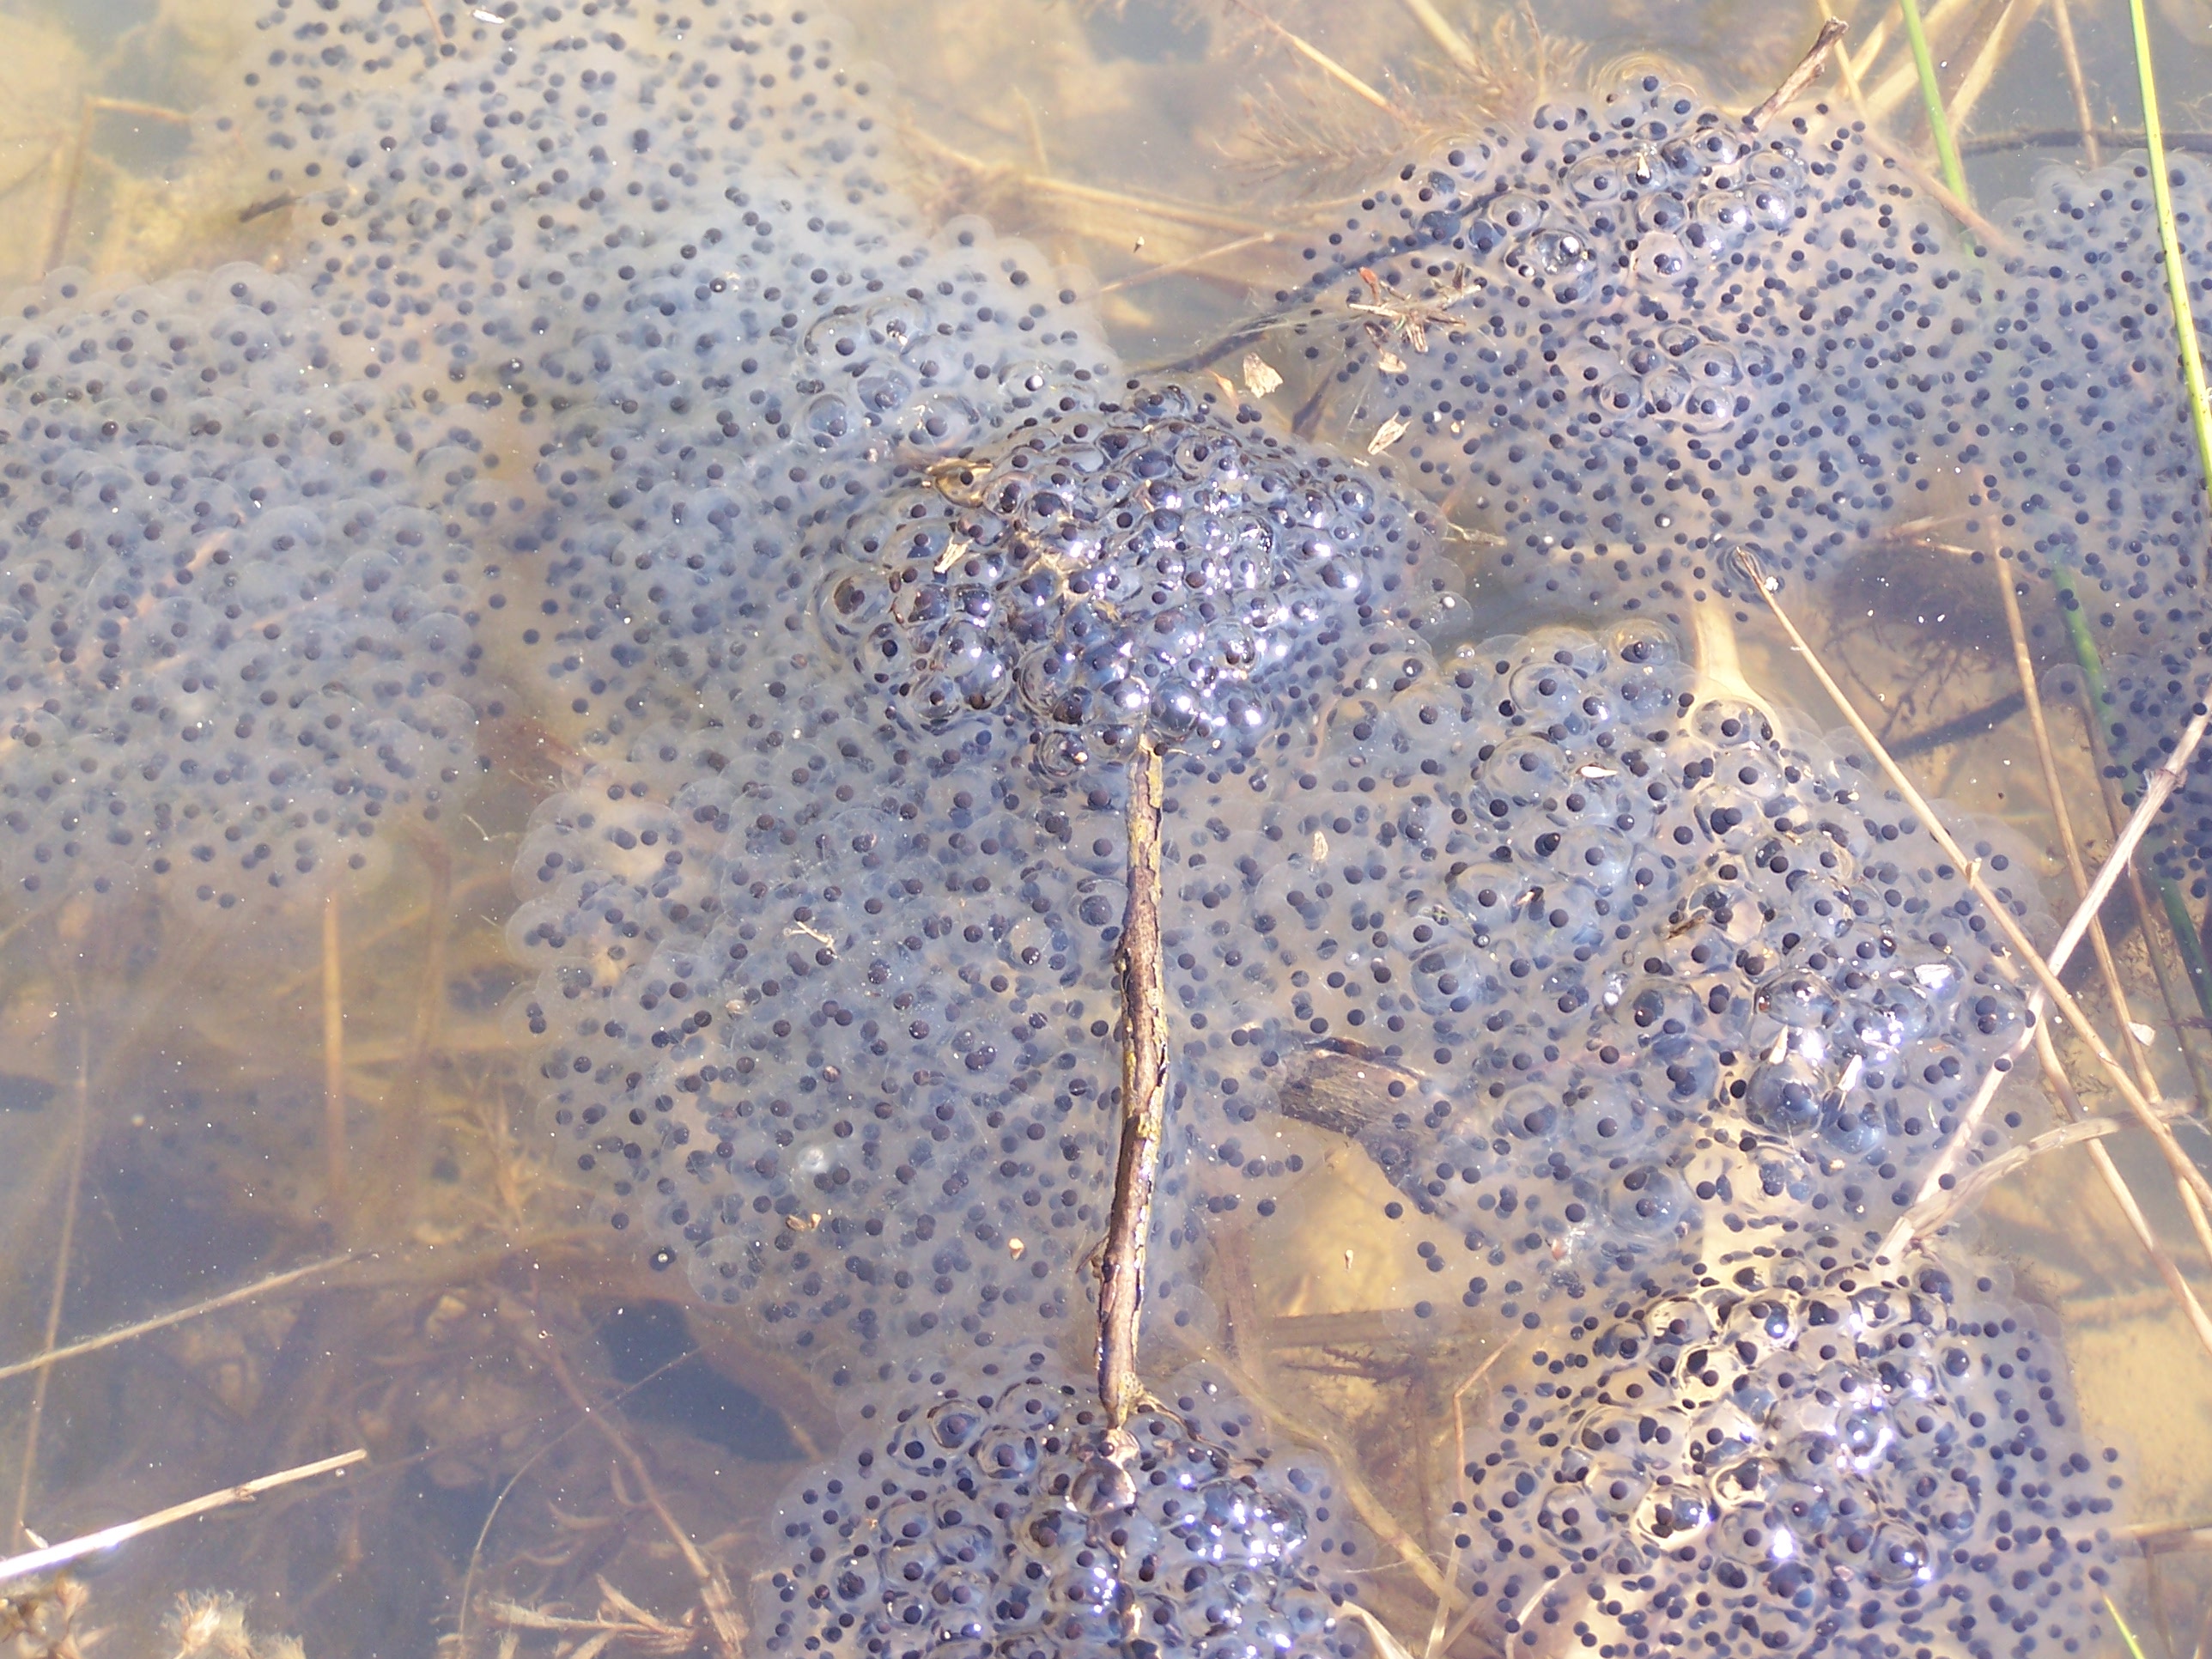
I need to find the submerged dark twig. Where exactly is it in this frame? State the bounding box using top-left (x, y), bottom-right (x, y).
top-left (1743, 19), bottom-right (1849, 133)
top-left (1887, 689), bottom-right (2027, 757)
top-left (1098, 740), bottom-right (1169, 1432)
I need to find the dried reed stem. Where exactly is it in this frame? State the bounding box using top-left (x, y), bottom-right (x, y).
top-left (1905, 1105), bottom-right (2140, 1232)
top-left (1099, 232), bottom-right (1281, 295)
top-left (1214, 1352), bottom-right (1456, 1605)
top-left (1948, 0), bottom-right (2041, 136)
top-left (1742, 555), bottom-right (2194, 1194)
top-left (0, 1449), bottom-right (365, 1584)
top-left (1813, 0), bottom-right (1871, 113)
top-left (2049, 0), bottom-right (2102, 165)
top-left (1395, 0), bottom-right (1483, 76)
top-left (0, 1253), bottom-right (356, 1387)
top-left (906, 125), bottom-right (1274, 235)
top-left (41, 95), bottom-right (191, 276)
top-left (1220, 0), bottom-right (1395, 111)
top-left (2035, 1025), bottom-right (2212, 1361)
top-left (1726, 548), bottom-right (2212, 1257)
top-left (1993, 561), bottom-right (2159, 1096)
top-left (1100, 740), bottom-right (1168, 1431)
top-left (370, 840), bottom-right (451, 1236)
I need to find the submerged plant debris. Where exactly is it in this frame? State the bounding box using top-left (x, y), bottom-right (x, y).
top-left (0, 0), bottom-right (2206, 1655)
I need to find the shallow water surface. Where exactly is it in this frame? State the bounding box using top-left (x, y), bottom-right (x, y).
top-left (1, 0), bottom-right (2210, 1655)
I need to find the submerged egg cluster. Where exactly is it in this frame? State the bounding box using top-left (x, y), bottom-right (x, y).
top-left (1267, 77), bottom-right (1986, 619)
top-left (514, 726), bottom-right (1126, 1368)
top-left (820, 384), bottom-right (1456, 771)
top-left (1451, 1246), bottom-right (2119, 1659)
top-left (758, 1353), bottom-right (1364, 1659)
top-left (0, 265), bottom-right (482, 904)
top-left (1261, 81), bottom-right (2212, 891)
top-left (1161, 625), bottom-right (2039, 1298)
top-left (508, 383), bottom-right (1445, 1370)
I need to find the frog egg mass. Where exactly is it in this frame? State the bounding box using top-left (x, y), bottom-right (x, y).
top-left (0, 3), bottom-right (2156, 1655)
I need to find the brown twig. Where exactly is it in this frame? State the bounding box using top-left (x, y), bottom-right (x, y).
top-left (1743, 19), bottom-right (1850, 132)
top-left (0, 1450), bottom-right (365, 1583)
top-left (1099, 739), bottom-right (1169, 1431)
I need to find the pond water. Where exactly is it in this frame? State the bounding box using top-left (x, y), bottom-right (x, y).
top-left (0, 0), bottom-right (2210, 1655)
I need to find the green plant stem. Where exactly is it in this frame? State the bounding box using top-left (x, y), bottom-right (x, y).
top-left (2128, 0), bottom-right (2212, 501)
top-left (2125, 0), bottom-right (2212, 1035)
top-left (1898, 0), bottom-right (1968, 198)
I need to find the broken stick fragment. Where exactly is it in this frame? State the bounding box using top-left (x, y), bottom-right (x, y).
top-left (1097, 738), bottom-right (1170, 1431)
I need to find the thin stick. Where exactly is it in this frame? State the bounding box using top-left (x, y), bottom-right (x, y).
top-left (2050, 0), bottom-right (2102, 166)
top-left (1744, 20), bottom-right (1850, 132)
top-left (1727, 548), bottom-right (2212, 1253)
top-left (1428, 1340), bottom-right (1517, 1659)
top-left (0, 1253), bottom-right (356, 1387)
top-left (2067, 665), bottom-right (2212, 1093)
top-left (10, 1011), bottom-right (90, 1546)
top-left (2130, 0), bottom-right (2212, 531)
top-left (0, 1449), bottom-right (365, 1584)
top-left (40, 96), bottom-right (194, 276)
top-left (1813, 0), bottom-right (1871, 112)
top-left (1098, 232), bottom-right (1281, 295)
top-left (2035, 1027), bottom-right (2212, 1362)
top-left (1948, 0), bottom-right (2039, 136)
top-left (370, 840), bottom-right (451, 1236)
top-left (526, 1315), bottom-right (744, 1656)
top-left (1994, 561), bottom-right (2159, 1097)
top-left (1099, 740), bottom-right (1169, 1431)
top-left (1395, 0), bottom-right (1483, 76)
top-left (1897, 0), bottom-right (1971, 195)
top-left (1212, 1349), bottom-right (1456, 1604)
top-left (1221, 0), bottom-right (1395, 112)
top-left (1905, 1108), bottom-right (2134, 1233)
top-left (322, 890), bottom-right (348, 1222)
top-left (905, 126), bottom-right (1275, 235)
